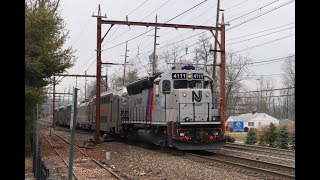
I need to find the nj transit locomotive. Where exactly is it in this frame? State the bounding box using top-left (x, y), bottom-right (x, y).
top-left (54, 65), bottom-right (226, 150)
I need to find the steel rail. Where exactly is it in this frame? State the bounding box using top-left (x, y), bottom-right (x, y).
top-left (187, 152), bottom-right (295, 180)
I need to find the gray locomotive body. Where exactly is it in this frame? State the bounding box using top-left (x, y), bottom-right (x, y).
top-left (54, 65), bottom-right (226, 150)
top-left (121, 65), bottom-right (226, 150)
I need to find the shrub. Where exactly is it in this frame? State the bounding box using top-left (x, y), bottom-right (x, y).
top-left (225, 135), bottom-right (235, 143)
top-left (245, 128), bottom-right (257, 145)
top-left (257, 125), bottom-right (269, 146)
top-left (276, 125), bottom-right (289, 149)
top-left (289, 131), bottom-right (295, 150)
top-left (265, 123), bottom-right (278, 147)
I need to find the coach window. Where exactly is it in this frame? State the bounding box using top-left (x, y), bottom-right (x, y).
top-left (162, 80), bottom-right (171, 94)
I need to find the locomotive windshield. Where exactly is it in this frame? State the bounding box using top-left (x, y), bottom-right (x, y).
top-left (173, 80), bottom-right (202, 89)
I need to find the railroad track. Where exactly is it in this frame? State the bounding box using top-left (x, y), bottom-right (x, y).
top-left (40, 130), bottom-right (123, 180)
top-left (223, 142), bottom-right (295, 159)
top-left (41, 132), bottom-right (80, 180)
top-left (187, 151), bottom-right (295, 180)
top-left (39, 119), bottom-right (92, 135)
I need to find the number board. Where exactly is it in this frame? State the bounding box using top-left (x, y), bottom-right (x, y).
top-left (172, 73), bottom-right (186, 79)
top-left (193, 73), bottom-right (203, 79)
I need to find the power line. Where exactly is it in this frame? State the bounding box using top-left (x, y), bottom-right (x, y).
top-left (103, 28), bottom-right (154, 51)
top-left (105, 0), bottom-right (172, 45)
top-left (247, 57), bottom-right (295, 67)
top-left (127, 0), bottom-right (151, 16)
top-left (248, 55), bottom-right (294, 65)
top-left (224, 0), bottom-right (249, 11)
top-left (227, 0), bottom-right (295, 31)
top-left (104, 0), bottom-right (152, 44)
top-left (102, 0), bottom-right (211, 52)
top-left (233, 33), bottom-right (294, 54)
top-left (138, 23), bottom-right (294, 59)
top-left (235, 94), bottom-right (294, 98)
top-left (164, 0), bottom-right (208, 23)
top-left (227, 0), bottom-right (280, 23)
top-left (237, 87), bottom-right (294, 93)
top-left (228, 22), bottom-right (294, 41)
top-left (247, 73), bottom-right (292, 77)
top-left (227, 26), bottom-right (294, 45)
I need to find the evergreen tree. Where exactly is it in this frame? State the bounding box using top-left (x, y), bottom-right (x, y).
top-left (289, 131), bottom-right (295, 150)
top-left (245, 128), bottom-right (257, 145)
top-left (25, 0), bottom-right (74, 130)
top-left (257, 133), bottom-right (266, 146)
top-left (276, 125), bottom-right (289, 149)
top-left (264, 123), bottom-right (278, 147)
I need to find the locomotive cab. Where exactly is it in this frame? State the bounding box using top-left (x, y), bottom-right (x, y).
top-left (152, 65), bottom-right (226, 150)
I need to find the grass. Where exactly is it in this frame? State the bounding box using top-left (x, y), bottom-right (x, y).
top-left (225, 131), bottom-right (248, 142)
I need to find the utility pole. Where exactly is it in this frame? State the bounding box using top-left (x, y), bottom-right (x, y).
top-left (153, 15), bottom-right (158, 75)
top-left (85, 71), bottom-right (87, 100)
top-left (212, 0), bottom-right (220, 109)
top-left (62, 89), bottom-right (65, 105)
top-left (220, 13), bottom-right (226, 133)
top-left (95, 5), bottom-right (102, 141)
top-left (68, 88), bottom-right (78, 180)
top-left (52, 74), bottom-right (55, 128)
top-left (123, 41), bottom-right (129, 86)
top-left (105, 67), bottom-right (108, 91)
top-left (287, 90), bottom-right (289, 119)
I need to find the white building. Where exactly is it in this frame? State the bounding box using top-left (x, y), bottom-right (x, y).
top-left (279, 119), bottom-right (294, 125)
top-left (227, 112), bottom-right (279, 130)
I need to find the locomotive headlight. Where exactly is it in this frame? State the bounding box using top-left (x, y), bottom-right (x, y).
top-left (182, 92), bottom-right (187, 97)
top-left (206, 92), bottom-right (210, 97)
top-left (188, 71), bottom-right (192, 75)
top-left (188, 75), bottom-right (192, 79)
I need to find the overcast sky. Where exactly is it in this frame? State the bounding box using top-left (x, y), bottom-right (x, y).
top-left (53, 0), bottom-right (295, 98)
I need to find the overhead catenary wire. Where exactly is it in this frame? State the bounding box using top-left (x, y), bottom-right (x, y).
top-left (104, 0), bottom-right (152, 44)
top-left (233, 33), bottom-right (294, 54)
top-left (77, 1), bottom-right (154, 75)
top-left (119, 0), bottom-right (286, 63)
top-left (227, 22), bottom-right (294, 41)
top-left (235, 94), bottom-right (294, 98)
top-left (226, 0), bottom-right (280, 23)
top-left (224, 0), bottom-right (249, 11)
top-left (227, 26), bottom-right (294, 45)
top-left (227, 0), bottom-right (295, 31)
top-left (58, 1), bottom-right (294, 94)
top-left (237, 87), bottom-right (294, 93)
top-left (104, 0), bottom-right (172, 45)
top-left (103, 0), bottom-right (209, 52)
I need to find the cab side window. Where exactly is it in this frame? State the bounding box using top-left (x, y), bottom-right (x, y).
top-left (162, 80), bottom-right (171, 94)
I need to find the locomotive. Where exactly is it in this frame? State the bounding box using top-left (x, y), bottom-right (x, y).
top-left (54, 65), bottom-right (226, 150)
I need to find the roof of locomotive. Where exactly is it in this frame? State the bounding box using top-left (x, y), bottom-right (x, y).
top-left (126, 72), bottom-right (162, 95)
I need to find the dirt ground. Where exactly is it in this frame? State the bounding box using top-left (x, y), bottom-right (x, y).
top-left (25, 151), bottom-right (33, 174)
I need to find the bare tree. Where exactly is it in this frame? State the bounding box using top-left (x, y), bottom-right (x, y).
top-left (110, 69), bottom-right (139, 88)
top-left (224, 53), bottom-right (252, 117)
top-left (193, 34), bottom-right (213, 72)
top-left (159, 44), bottom-right (185, 69)
top-left (281, 55), bottom-right (295, 121)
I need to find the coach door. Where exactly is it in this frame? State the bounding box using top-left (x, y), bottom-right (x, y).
top-left (152, 80), bottom-right (162, 123)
